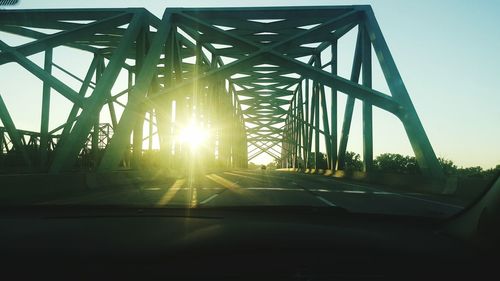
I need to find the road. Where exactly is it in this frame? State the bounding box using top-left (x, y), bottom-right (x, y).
top-left (36, 170), bottom-right (465, 218)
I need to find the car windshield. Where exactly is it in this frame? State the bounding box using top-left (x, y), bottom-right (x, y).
top-left (0, 0), bottom-right (498, 219)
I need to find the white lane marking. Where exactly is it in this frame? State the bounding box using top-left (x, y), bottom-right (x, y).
top-left (392, 193), bottom-right (464, 209)
top-left (373, 191), bottom-right (393, 195)
top-left (345, 183), bottom-right (466, 209)
top-left (310, 189), bottom-right (394, 195)
top-left (310, 189), bottom-right (331, 192)
top-left (150, 187), bottom-right (225, 191)
top-left (332, 180), bottom-right (371, 190)
top-left (316, 195), bottom-right (337, 207)
top-left (200, 194), bottom-right (219, 205)
top-left (245, 187), bottom-right (303, 191)
top-left (341, 190), bottom-right (367, 194)
top-left (328, 179), bottom-right (464, 210)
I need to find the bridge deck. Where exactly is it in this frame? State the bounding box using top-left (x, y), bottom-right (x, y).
top-left (34, 170), bottom-right (464, 218)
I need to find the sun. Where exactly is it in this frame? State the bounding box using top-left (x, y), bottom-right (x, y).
top-left (178, 122), bottom-right (208, 150)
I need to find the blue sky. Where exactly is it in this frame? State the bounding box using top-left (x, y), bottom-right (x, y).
top-left (1, 0), bottom-right (499, 168)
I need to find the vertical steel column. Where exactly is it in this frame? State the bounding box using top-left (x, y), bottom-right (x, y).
top-left (212, 80), bottom-right (219, 166)
top-left (194, 42), bottom-right (205, 167)
top-left (298, 84), bottom-right (307, 169)
top-left (242, 118), bottom-right (248, 167)
top-left (319, 86), bottom-right (331, 168)
top-left (132, 25), bottom-right (147, 169)
top-left (40, 48), bottom-right (52, 168)
top-left (157, 31), bottom-right (175, 168)
top-left (337, 30), bottom-right (362, 170)
top-left (307, 84), bottom-right (316, 170)
top-left (314, 77), bottom-right (320, 172)
top-left (148, 110), bottom-right (154, 150)
top-left (222, 82), bottom-right (231, 168)
top-left (216, 81), bottom-right (222, 167)
top-left (291, 93), bottom-right (297, 169)
top-left (291, 97), bottom-right (297, 168)
top-left (230, 86), bottom-right (235, 168)
top-left (229, 88), bottom-right (234, 168)
top-left (304, 79), bottom-right (311, 169)
top-left (172, 32), bottom-right (183, 160)
top-left (232, 93), bottom-right (238, 168)
top-left (330, 40), bottom-right (338, 170)
top-left (232, 91), bottom-right (238, 168)
top-left (286, 101), bottom-right (291, 168)
top-left (222, 82), bottom-right (230, 168)
top-left (206, 55), bottom-right (218, 167)
top-left (194, 43), bottom-right (202, 116)
top-left (92, 56), bottom-right (105, 166)
top-left (316, 55), bottom-right (332, 170)
top-left (288, 119), bottom-right (292, 168)
top-left (292, 95), bottom-right (301, 169)
top-left (361, 24), bottom-right (373, 172)
top-left (363, 7), bottom-right (444, 180)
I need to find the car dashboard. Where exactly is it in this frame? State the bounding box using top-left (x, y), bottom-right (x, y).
top-left (0, 206), bottom-right (495, 280)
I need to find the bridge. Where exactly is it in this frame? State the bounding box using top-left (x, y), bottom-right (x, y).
top-left (0, 6), bottom-right (450, 206)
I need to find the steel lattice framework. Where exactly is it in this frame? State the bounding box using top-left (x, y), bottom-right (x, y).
top-left (0, 6), bottom-right (444, 180)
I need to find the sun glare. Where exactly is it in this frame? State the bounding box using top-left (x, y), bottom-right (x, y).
top-left (178, 122), bottom-right (208, 149)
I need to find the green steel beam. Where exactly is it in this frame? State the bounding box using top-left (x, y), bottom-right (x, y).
top-left (0, 13), bottom-right (132, 65)
top-left (337, 31), bottom-right (362, 170)
top-left (0, 6), bottom-right (443, 181)
top-left (0, 95), bottom-right (31, 166)
top-left (50, 12), bottom-right (146, 173)
top-left (39, 48), bottom-right (52, 169)
top-left (58, 55), bottom-right (98, 142)
top-left (0, 41), bottom-right (85, 107)
top-left (330, 39), bottom-right (338, 170)
top-left (362, 6), bottom-right (444, 180)
top-left (98, 11), bottom-right (173, 171)
top-left (361, 24), bottom-right (373, 172)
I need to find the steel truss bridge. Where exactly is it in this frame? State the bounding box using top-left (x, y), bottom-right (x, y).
top-left (0, 6), bottom-right (443, 179)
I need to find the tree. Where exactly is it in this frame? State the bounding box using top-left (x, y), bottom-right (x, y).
top-left (344, 151), bottom-right (363, 172)
top-left (438, 157), bottom-right (458, 176)
top-left (306, 152), bottom-right (328, 169)
top-left (267, 159), bottom-right (279, 170)
top-left (373, 153), bottom-right (420, 175)
top-left (457, 166), bottom-right (484, 178)
top-left (482, 165), bottom-right (500, 178)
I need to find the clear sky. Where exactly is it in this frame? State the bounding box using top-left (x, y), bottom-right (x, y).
top-left (1, 0), bottom-right (499, 169)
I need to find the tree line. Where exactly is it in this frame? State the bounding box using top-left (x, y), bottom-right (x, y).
top-left (272, 152), bottom-right (499, 179)
top-left (343, 152), bottom-right (499, 178)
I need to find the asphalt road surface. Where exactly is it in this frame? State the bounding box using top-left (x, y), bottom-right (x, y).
top-left (36, 170), bottom-right (465, 218)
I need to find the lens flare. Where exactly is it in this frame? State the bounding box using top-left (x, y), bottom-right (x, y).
top-left (178, 122), bottom-right (208, 150)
